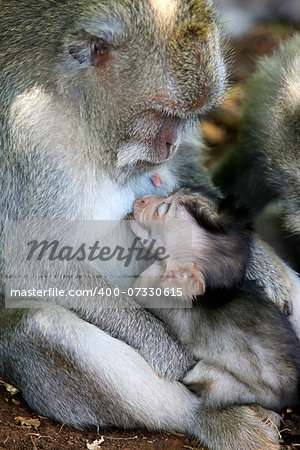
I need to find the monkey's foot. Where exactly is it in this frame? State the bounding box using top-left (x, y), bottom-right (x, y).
top-left (192, 404), bottom-right (281, 450)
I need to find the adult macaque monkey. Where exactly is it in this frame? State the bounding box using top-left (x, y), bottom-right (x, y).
top-left (0, 1), bottom-right (295, 449)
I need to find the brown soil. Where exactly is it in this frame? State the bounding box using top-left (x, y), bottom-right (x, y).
top-left (1, 22), bottom-right (300, 450)
top-left (0, 384), bottom-right (201, 450)
top-left (0, 384), bottom-right (299, 449)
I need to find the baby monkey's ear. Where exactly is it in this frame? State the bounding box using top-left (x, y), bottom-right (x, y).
top-left (162, 263), bottom-right (206, 296)
top-left (184, 199), bottom-right (224, 233)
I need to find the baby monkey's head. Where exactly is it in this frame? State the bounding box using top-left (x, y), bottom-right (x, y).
top-left (132, 188), bottom-right (252, 296)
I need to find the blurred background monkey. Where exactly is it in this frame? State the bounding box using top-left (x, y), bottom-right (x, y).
top-left (214, 34), bottom-right (300, 275)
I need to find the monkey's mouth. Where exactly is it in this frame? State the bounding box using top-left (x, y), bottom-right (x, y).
top-left (117, 114), bottom-right (185, 169)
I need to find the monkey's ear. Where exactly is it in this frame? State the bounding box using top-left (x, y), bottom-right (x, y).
top-left (162, 263), bottom-right (205, 296)
top-left (68, 32), bottom-right (110, 67)
top-left (185, 200), bottom-right (224, 233)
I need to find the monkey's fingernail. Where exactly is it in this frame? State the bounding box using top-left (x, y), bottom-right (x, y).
top-left (150, 174), bottom-right (162, 187)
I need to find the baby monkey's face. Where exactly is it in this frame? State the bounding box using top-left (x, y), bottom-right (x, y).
top-left (133, 195), bottom-right (177, 223)
top-left (131, 190), bottom-right (219, 297)
top-left (131, 189), bottom-right (250, 296)
top-left (133, 189), bottom-right (218, 228)
top-left (132, 191), bottom-right (202, 251)
top-left (131, 192), bottom-right (192, 253)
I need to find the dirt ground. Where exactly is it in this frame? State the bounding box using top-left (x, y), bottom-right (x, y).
top-left (0, 23), bottom-right (300, 450)
top-left (0, 379), bottom-right (299, 449)
top-left (0, 382), bottom-right (299, 450)
top-left (0, 382), bottom-right (200, 450)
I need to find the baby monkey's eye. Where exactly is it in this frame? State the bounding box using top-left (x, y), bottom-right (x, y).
top-left (157, 202), bottom-right (170, 217)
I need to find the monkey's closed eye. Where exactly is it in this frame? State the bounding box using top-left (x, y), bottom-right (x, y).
top-left (157, 202), bottom-right (170, 217)
top-left (69, 33), bottom-right (111, 67)
top-left (90, 39), bottom-right (110, 67)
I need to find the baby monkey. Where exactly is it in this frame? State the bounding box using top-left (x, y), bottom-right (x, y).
top-left (131, 188), bottom-right (300, 413)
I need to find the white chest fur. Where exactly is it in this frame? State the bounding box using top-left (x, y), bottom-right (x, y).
top-left (93, 165), bottom-right (177, 221)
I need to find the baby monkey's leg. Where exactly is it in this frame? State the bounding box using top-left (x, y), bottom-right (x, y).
top-left (183, 359), bottom-right (257, 409)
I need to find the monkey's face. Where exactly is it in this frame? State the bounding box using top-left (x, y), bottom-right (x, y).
top-left (3, 0), bottom-right (225, 177)
top-left (133, 195), bottom-right (176, 224)
top-left (132, 189), bottom-right (221, 235)
top-left (131, 192), bottom-right (198, 251)
top-left (132, 190), bottom-right (219, 225)
top-left (61, 0), bottom-right (226, 173)
top-left (131, 194), bottom-right (180, 251)
top-left (131, 191), bottom-right (209, 251)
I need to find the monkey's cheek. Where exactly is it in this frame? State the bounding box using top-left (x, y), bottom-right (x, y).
top-left (132, 204), bottom-right (146, 223)
top-left (130, 218), bottom-right (150, 242)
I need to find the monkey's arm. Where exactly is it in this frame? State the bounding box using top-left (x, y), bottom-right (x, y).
top-left (50, 272), bottom-right (193, 381)
top-left (246, 236), bottom-right (294, 315)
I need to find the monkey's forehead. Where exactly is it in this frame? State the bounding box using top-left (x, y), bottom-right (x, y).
top-left (84, 0), bottom-right (214, 38)
top-left (174, 189), bottom-right (217, 208)
top-left (148, 0), bottom-right (213, 24)
top-left (0, 0), bottom-right (215, 47)
top-left (149, 0), bottom-right (179, 22)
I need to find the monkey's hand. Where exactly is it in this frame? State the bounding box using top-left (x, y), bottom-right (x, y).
top-left (247, 236), bottom-right (294, 316)
top-left (162, 263), bottom-right (205, 296)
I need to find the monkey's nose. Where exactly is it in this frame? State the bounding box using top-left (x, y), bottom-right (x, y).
top-left (154, 117), bottom-right (183, 159)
